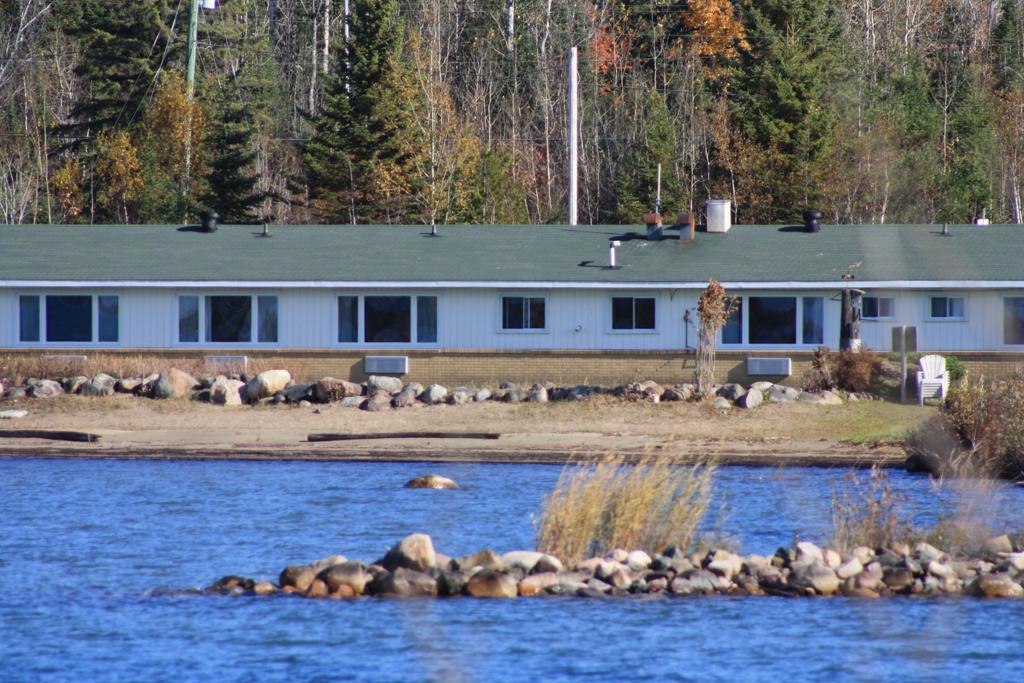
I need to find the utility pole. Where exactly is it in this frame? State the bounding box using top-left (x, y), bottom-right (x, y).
top-left (567, 46), bottom-right (578, 226)
top-left (186, 0), bottom-right (200, 101)
top-left (184, 1), bottom-right (214, 221)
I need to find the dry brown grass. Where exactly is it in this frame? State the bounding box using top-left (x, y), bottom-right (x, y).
top-left (536, 449), bottom-right (716, 564)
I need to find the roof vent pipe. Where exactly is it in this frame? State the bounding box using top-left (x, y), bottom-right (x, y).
top-left (976, 208), bottom-right (990, 226)
top-left (644, 212), bottom-right (662, 240)
top-left (200, 210), bottom-right (219, 233)
top-left (677, 212), bottom-right (696, 241)
top-left (802, 209), bottom-right (822, 233)
top-left (609, 240), bottom-right (621, 268)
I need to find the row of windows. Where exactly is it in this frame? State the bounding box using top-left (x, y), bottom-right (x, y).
top-left (862, 295), bottom-right (966, 320)
top-left (24, 292), bottom-right (1024, 345)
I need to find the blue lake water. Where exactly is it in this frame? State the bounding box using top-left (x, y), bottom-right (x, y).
top-left (2, 458), bottom-right (1024, 682)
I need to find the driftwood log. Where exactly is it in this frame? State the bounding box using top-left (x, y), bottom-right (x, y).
top-left (0, 430), bottom-right (101, 443)
top-left (308, 432), bottom-right (500, 442)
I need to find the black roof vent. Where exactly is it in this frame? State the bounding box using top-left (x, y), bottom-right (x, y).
top-left (200, 210), bottom-right (219, 233)
top-left (802, 209), bottom-right (821, 233)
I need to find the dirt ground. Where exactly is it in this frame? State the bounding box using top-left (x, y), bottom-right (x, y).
top-left (0, 393), bottom-right (933, 467)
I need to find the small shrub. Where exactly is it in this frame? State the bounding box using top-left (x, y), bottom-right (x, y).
top-left (536, 452), bottom-right (715, 565)
top-left (802, 346), bottom-right (834, 392)
top-left (911, 372), bottom-right (1024, 480)
top-left (834, 349), bottom-right (884, 392)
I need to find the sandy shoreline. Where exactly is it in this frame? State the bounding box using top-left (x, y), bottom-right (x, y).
top-left (0, 394), bottom-right (922, 467)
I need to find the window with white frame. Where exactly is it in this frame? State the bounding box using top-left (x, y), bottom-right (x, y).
top-left (18, 294), bottom-right (119, 344)
top-left (1004, 298), bottom-right (1024, 345)
top-left (929, 295), bottom-right (965, 320)
top-left (611, 296), bottom-right (656, 331)
top-left (178, 294), bottom-right (278, 344)
top-left (721, 295), bottom-right (824, 345)
top-left (862, 296), bottom-right (895, 319)
top-left (501, 296), bottom-right (546, 330)
top-left (335, 294), bottom-right (437, 344)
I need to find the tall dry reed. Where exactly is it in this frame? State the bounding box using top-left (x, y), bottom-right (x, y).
top-left (536, 452), bottom-right (715, 565)
top-left (832, 464), bottom-right (1011, 555)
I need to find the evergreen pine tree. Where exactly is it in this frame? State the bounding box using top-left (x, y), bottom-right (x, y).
top-left (613, 90), bottom-right (684, 224)
top-left (732, 0), bottom-right (843, 222)
top-left (63, 0), bottom-right (172, 136)
top-left (305, 0), bottom-right (423, 223)
top-left (197, 0), bottom-right (276, 223)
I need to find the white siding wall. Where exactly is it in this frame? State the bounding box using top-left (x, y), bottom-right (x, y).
top-left (859, 290), bottom-right (1015, 352)
top-left (0, 286), bottom-right (1020, 352)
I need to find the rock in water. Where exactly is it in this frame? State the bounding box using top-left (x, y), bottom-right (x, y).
top-left (279, 564), bottom-right (317, 592)
top-left (319, 561), bottom-right (371, 596)
top-left (369, 567), bottom-right (438, 597)
top-left (405, 475), bottom-right (458, 490)
top-left (790, 563), bottom-right (840, 595)
top-left (466, 570), bottom-right (518, 598)
top-left (381, 533), bottom-right (436, 572)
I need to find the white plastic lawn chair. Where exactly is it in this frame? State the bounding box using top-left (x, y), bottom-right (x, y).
top-left (917, 354), bottom-right (949, 405)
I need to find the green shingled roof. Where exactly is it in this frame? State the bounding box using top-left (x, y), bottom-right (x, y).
top-left (0, 222), bottom-right (1021, 284)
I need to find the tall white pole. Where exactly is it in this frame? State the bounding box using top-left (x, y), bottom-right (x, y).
top-left (567, 46), bottom-right (578, 226)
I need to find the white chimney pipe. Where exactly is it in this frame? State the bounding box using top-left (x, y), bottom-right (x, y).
top-left (609, 240), bottom-right (621, 268)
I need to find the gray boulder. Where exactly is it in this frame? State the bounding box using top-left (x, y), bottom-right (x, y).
top-left (474, 388), bottom-right (492, 402)
top-left (340, 396), bottom-right (364, 408)
top-left (4, 387), bottom-right (26, 400)
top-left (115, 377), bottom-right (143, 394)
top-left (767, 385), bottom-right (799, 402)
top-left (367, 375), bottom-right (403, 395)
top-left (27, 379), bottom-right (63, 399)
top-left (501, 384), bottom-right (525, 402)
top-left (62, 376), bottom-right (88, 394)
top-left (736, 387), bottom-right (763, 409)
top-left (983, 534), bottom-right (1014, 556)
top-left (662, 385), bottom-right (692, 402)
top-left (528, 384), bottom-right (549, 402)
top-left (568, 385), bottom-right (594, 401)
top-left (360, 390), bottom-right (392, 412)
top-left (421, 384), bottom-right (448, 405)
top-left (717, 383), bottom-right (747, 401)
top-left (245, 369), bottom-right (291, 402)
top-left (448, 387), bottom-right (474, 405)
top-left (750, 381), bottom-right (775, 392)
top-left (210, 378), bottom-right (246, 406)
top-left (153, 368), bottom-right (199, 399)
top-left (391, 385), bottom-right (419, 408)
top-left (313, 377), bottom-right (364, 403)
top-left (81, 373), bottom-right (116, 397)
top-left (282, 383), bottom-right (313, 403)
top-left (712, 396), bottom-right (732, 410)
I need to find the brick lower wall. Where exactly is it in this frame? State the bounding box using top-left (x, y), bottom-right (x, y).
top-left (3, 348), bottom-right (1024, 387)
